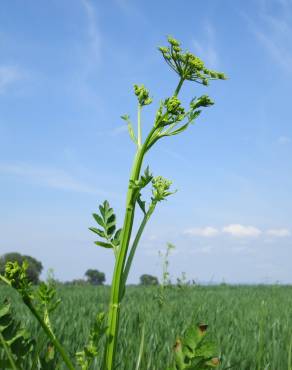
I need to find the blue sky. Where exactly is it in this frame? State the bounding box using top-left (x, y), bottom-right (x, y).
top-left (1, 0), bottom-right (292, 284)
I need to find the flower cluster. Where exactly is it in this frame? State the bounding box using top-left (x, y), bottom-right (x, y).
top-left (133, 84), bottom-right (152, 106)
top-left (155, 96), bottom-right (185, 128)
top-left (4, 261), bottom-right (32, 299)
top-left (158, 36), bottom-right (227, 84)
top-left (152, 176), bottom-right (174, 202)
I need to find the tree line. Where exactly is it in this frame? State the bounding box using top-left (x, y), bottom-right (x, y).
top-left (0, 253), bottom-right (159, 285)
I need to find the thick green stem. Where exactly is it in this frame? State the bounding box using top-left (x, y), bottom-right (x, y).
top-left (104, 148), bottom-right (145, 370)
top-left (105, 79), bottom-right (185, 370)
top-left (0, 330), bottom-right (17, 370)
top-left (25, 299), bottom-right (76, 370)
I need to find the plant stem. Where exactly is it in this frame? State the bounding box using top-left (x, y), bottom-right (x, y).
top-left (25, 299), bottom-right (76, 370)
top-left (174, 78), bottom-right (184, 96)
top-left (105, 79), bottom-right (185, 370)
top-left (0, 330), bottom-right (17, 370)
top-left (123, 202), bottom-right (156, 287)
top-left (137, 103), bottom-right (142, 147)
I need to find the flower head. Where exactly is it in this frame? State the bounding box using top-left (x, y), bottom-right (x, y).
top-left (133, 84), bottom-right (152, 106)
top-left (158, 36), bottom-right (227, 84)
top-left (152, 176), bottom-right (175, 202)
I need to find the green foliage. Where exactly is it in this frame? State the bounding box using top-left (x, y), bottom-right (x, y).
top-left (76, 312), bottom-right (107, 370)
top-left (1, 285), bottom-right (291, 369)
top-left (85, 269), bottom-right (106, 286)
top-left (0, 261), bottom-right (75, 370)
top-left (139, 274), bottom-right (159, 286)
top-left (89, 200), bottom-right (121, 255)
top-left (170, 324), bottom-right (220, 370)
top-left (0, 252), bottom-right (43, 285)
top-left (0, 300), bottom-right (35, 369)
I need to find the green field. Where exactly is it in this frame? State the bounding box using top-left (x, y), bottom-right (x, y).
top-left (1, 284), bottom-right (292, 369)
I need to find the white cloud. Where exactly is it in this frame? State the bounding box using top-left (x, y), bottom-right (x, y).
top-left (193, 22), bottom-right (219, 68)
top-left (0, 161), bottom-right (108, 195)
top-left (266, 228), bottom-right (291, 237)
top-left (184, 226), bottom-right (219, 237)
top-left (222, 224), bottom-right (262, 237)
top-left (0, 65), bottom-right (22, 94)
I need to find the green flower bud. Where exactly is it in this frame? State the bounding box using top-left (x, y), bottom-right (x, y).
top-left (4, 261), bottom-right (32, 298)
top-left (158, 46), bottom-right (169, 54)
top-left (152, 176), bottom-right (174, 202)
top-left (133, 84), bottom-right (152, 106)
top-left (217, 72), bottom-right (227, 79)
top-left (173, 46), bottom-right (181, 53)
top-left (191, 95), bottom-right (214, 109)
top-left (165, 96), bottom-right (184, 116)
top-left (167, 36), bottom-right (180, 47)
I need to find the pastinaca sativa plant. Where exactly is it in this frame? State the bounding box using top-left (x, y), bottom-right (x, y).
top-left (0, 36), bottom-right (226, 369)
top-left (89, 36), bottom-right (226, 369)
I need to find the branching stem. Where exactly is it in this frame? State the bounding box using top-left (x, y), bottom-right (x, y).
top-left (104, 79), bottom-right (184, 370)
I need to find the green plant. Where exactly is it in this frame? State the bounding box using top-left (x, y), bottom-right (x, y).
top-left (89, 36), bottom-right (226, 369)
top-left (0, 299), bottom-right (35, 370)
top-left (0, 36), bottom-right (226, 369)
top-left (155, 242), bottom-right (175, 308)
top-left (169, 324), bottom-right (220, 370)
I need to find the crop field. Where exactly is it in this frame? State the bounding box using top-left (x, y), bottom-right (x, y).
top-left (1, 284), bottom-right (292, 369)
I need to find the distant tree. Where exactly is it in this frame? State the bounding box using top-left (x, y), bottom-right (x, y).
top-left (0, 252), bottom-right (43, 284)
top-left (85, 269), bottom-right (105, 285)
top-left (140, 274), bottom-right (159, 286)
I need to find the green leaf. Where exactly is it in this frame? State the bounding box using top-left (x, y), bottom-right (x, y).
top-left (167, 122), bottom-right (190, 136)
top-left (90, 201), bottom-right (121, 251)
top-left (139, 166), bottom-right (153, 188)
top-left (137, 193), bottom-right (146, 215)
top-left (121, 114), bottom-right (138, 144)
top-left (183, 325), bottom-right (206, 351)
top-left (92, 213), bottom-right (105, 228)
top-left (88, 227), bottom-right (106, 238)
top-left (94, 241), bottom-right (113, 249)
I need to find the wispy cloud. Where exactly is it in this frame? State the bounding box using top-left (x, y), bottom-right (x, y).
top-left (184, 226), bottom-right (219, 237)
top-left (266, 228), bottom-right (291, 237)
top-left (80, 0), bottom-right (101, 64)
top-left (247, 0), bottom-right (292, 73)
top-left (0, 65), bottom-right (23, 94)
top-left (0, 161), bottom-right (108, 195)
top-left (193, 22), bottom-right (219, 68)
